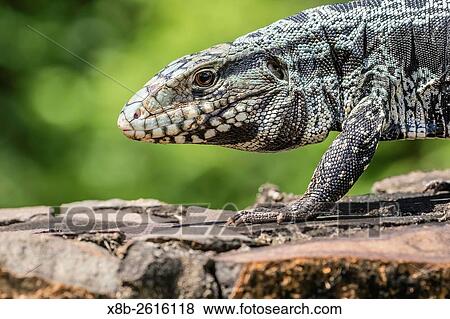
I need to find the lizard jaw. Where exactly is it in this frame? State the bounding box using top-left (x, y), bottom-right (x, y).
top-left (117, 91), bottom-right (218, 144)
top-left (118, 105), bottom-right (207, 142)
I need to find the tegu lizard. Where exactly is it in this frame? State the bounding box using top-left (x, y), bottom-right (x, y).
top-left (118, 0), bottom-right (450, 225)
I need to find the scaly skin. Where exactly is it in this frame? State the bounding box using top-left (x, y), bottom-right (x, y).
top-left (118, 0), bottom-right (450, 225)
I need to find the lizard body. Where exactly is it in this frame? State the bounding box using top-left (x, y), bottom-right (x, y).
top-left (118, 0), bottom-right (450, 224)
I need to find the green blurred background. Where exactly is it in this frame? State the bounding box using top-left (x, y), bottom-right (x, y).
top-left (1, 0), bottom-right (449, 209)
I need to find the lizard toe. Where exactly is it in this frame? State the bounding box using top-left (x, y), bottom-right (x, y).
top-left (225, 211), bottom-right (250, 226)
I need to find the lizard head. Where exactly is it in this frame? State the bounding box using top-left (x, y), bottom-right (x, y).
top-left (118, 19), bottom-right (331, 152)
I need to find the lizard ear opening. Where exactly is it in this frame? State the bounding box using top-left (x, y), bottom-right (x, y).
top-left (267, 58), bottom-right (286, 81)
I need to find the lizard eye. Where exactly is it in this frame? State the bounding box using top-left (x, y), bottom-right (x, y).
top-left (267, 59), bottom-right (285, 80)
top-left (193, 69), bottom-right (216, 87)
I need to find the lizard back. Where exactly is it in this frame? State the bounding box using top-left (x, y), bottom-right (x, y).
top-left (321, 0), bottom-right (450, 140)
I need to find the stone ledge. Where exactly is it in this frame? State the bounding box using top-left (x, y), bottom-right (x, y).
top-left (215, 225), bottom-right (450, 298)
top-left (0, 170), bottom-right (449, 298)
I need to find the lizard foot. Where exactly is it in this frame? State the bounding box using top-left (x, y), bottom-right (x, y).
top-left (226, 204), bottom-right (320, 226)
top-left (225, 208), bottom-right (280, 226)
top-left (423, 180), bottom-right (450, 194)
top-left (276, 205), bottom-right (320, 224)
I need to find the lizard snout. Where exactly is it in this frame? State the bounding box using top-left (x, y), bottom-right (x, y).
top-left (118, 84), bottom-right (167, 133)
top-left (117, 102), bottom-right (144, 132)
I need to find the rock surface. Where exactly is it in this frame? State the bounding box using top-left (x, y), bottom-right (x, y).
top-left (216, 225), bottom-right (450, 298)
top-left (0, 171), bottom-right (449, 298)
top-left (372, 170), bottom-right (450, 194)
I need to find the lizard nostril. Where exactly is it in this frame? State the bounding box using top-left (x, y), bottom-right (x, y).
top-left (133, 108), bottom-right (142, 120)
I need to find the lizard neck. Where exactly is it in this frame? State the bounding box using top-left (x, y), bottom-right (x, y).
top-left (288, 12), bottom-right (353, 137)
top-left (302, 5), bottom-right (368, 133)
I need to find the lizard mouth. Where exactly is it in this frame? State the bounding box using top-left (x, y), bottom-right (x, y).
top-left (118, 87), bottom-right (273, 144)
top-left (117, 103), bottom-right (214, 143)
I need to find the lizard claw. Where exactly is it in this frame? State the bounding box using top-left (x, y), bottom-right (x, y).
top-left (276, 211), bottom-right (287, 224)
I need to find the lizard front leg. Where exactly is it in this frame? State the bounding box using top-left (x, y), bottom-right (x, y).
top-left (227, 95), bottom-right (387, 226)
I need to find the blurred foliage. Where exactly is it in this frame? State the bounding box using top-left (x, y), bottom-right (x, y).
top-left (1, 0), bottom-right (449, 209)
